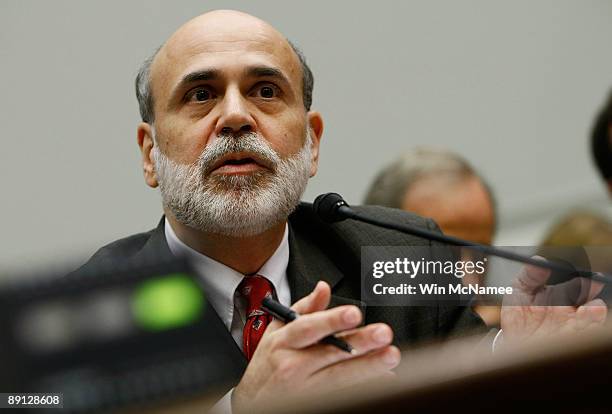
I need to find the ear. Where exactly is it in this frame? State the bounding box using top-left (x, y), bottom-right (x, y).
top-left (137, 122), bottom-right (159, 188)
top-left (307, 111), bottom-right (324, 177)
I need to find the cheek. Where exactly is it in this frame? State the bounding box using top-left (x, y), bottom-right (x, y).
top-left (259, 114), bottom-right (307, 157)
top-left (157, 117), bottom-right (215, 164)
top-left (279, 130), bottom-right (304, 154)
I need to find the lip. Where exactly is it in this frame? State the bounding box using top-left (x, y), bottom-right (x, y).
top-left (209, 152), bottom-right (272, 175)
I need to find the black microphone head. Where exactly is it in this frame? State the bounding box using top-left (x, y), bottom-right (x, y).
top-left (313, 193), bottom-right (350, 223)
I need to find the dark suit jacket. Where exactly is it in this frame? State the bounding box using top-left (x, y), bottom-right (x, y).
top-left (77, 203), bottom-right (486, 390)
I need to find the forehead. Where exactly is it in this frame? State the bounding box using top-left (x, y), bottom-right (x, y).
top-left (151, 17), bottom-right (301, 98)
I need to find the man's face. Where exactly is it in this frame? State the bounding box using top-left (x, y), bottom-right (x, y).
top-left (148, 12), bottom-right (317, 170)
top-left (137, 12), bottom-right (323, 236)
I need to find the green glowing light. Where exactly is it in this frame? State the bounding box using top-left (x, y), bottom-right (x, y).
top-left (132, 274), bottom-right (205, 331)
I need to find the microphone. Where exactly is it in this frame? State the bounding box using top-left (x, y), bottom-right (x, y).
top-left (313, 193), bottom-right (612, 285)
top-left (312, 192), bottom-right (351, 223)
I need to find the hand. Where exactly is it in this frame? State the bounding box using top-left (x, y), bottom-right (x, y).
top-left (232, 281), bottom-right (400, 413)
top-left (501, 257), bottom-right (607, 346)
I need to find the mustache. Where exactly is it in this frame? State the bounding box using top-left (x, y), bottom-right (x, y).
top-left (198, 132), bottom-right (281, 175)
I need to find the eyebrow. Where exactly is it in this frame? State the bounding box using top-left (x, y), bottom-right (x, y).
top-left (246, 66), bottom-right (290, 85)
top-left (171, 69), bottom-right (220, 97)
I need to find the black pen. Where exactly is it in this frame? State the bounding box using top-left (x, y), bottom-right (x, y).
top-left (262, 296), bottom-right (356, 354)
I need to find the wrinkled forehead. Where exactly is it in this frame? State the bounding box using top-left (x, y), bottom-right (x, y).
top-left (150, 18), bottom-right (302, 102)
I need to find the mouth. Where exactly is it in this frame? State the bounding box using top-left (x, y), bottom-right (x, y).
top-left (209, 152), bottom-right (272, 175)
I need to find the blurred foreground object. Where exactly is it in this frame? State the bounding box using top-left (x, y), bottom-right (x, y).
top-left (0, 257), bottom-right (241, 413)
top-left (260, 321), bottom-right (612, 414)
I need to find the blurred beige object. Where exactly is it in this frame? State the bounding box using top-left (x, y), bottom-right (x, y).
top-left (541, 210), bottom-right (612, 247)
top-left (540, 210), bottom-right (612, 276)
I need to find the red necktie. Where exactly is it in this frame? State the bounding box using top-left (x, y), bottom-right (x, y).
top-left (239, 275), bottom-right (274, 361)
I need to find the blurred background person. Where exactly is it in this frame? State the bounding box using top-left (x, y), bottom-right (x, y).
top-left (541, 210), bottom-right (612, 247)
top-left (591, 89), bottom-right (612, 195)
top-left (533, 93), bottom-right (612, 290)
top-left (364, 147), bottom-right (500, 327)
top-left (538, 211), bottom-right (612, 289)
top-left (535, 88), bottom-right (612, 284)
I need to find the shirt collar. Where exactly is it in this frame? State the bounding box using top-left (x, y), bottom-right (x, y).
top-left (164, 218), bottom-right (289, 328)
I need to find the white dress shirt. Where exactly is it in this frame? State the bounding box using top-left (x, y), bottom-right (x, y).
top-left (164, 218), bottom-right (292, 350)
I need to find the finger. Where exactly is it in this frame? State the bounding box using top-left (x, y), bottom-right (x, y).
top-left (307, 345), bottom-right (401, 388)
top-left (576, 298), bottom-right (607, 330)
top-left (573, 278), bottom-right (604, 306)
top-left (514, 256), bottom-right (552, 295)
top-left (267, 281), bottom-right (332, 335)
top-left (275, 305), bottom-right (362, 349)
top-left (585, 280), bottom-right (605, 303)
top-left (292, 281), bottom-right (331, 315)
top-left (336, 323), bottom-right (394, 354)
top-left (293, 323), bottom-right (395, 374)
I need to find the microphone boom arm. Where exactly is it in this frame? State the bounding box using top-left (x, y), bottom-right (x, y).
top-left (313, 193), bottom-right (612, 285)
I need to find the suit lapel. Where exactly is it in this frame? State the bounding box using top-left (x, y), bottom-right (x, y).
top-left (287, 222), bottom-right (367, 315)
top-left (132, 217), bottom-right (173, 262)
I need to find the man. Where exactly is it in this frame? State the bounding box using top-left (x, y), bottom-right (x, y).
top-left (365, 147), bottom-right (495, 246)
top-left (77, 10), bottom-right (607, 413)
top-left (364, 148), bottom-right (499, 326)
top-left (591, 89), bottom-right (612, 194)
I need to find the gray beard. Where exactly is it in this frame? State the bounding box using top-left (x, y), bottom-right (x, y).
top-left (152, 131), bottom-right (312, 237)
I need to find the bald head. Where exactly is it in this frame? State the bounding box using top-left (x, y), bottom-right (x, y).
top-left (135, 10), bottom-right (313, 124)
top-left (161, 10), bottom-right (290, 63)
top-left (401, 174), bottom-right (496, 245)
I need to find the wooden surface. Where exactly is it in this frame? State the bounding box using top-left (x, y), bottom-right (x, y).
top-left (122, 324), bottom-right (612, 413)
top-left (262, 325), bottom-right (612, 414)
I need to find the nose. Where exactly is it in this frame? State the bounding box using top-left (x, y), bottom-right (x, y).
top-left (215, 86), bottom-right (256, 136)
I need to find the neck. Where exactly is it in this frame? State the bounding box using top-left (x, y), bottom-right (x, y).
top-left (165, 211), bottom-right (286, 275)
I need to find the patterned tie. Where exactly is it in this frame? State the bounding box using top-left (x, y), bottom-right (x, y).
top-left (239, 275), bottom-right (275, 360)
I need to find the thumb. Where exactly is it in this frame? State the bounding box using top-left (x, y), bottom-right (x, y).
top-left (292, 281), bottom-right (331, 315)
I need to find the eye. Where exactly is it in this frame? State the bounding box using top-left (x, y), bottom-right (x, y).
top-left (253, 83), bottom-right (279, 99)
top-left (187, 87), bottom-right (214, 103)
top-left (260, 86), bottom-right (275, 98)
